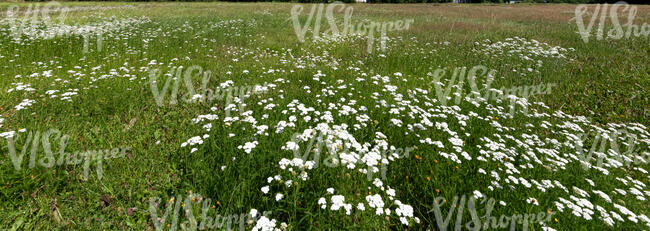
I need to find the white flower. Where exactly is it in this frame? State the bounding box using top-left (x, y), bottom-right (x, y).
top-left (386, 188), bottom-right (396, 197)
top-left (400, 217), bottom-right (409, 225)
top-left (261, 186), bottom-right (270, 194)
top-left (473, 190), bottom-right (484, 199)
top-left (449, 137), bottom-right (463, 146)
top-left (252, 216), bottom-right (277, 231)
top-left (275, 193), bottom-right (284, 201)
top-left (318, 197), bottom-right (327, 209)
top-left (14, 98), bottom-right (36, 111)
top-left (373, 179), bottom-right (383, 188)
top-left (238, 141), bottom-right (258, 154)
top-left (282, 141), bottom-right (299, 152)
top-left (395, 202), bottom-right (414, 218)
top-left (181, 136), bottom-right (203, 147)
top-left (526, 197), bottom-right (539, 206)
top-left (0, 131), bottom-right (15, 139)
top-left (366, 194), bottom-right (385, 212)
top-left (330, 195), bottom-right (346, 211)
top-left (390, 118), bottom-right (403, 127)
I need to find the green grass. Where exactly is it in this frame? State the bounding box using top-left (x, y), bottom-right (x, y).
top-left (0, 2), bottom-right (649, 231)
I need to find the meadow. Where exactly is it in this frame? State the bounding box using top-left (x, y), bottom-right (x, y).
top-left (0, 2), bottom-right (649, 230)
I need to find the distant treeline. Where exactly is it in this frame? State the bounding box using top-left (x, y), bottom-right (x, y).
top-left (258, 0), bottom-right (645, 2)
top-left (19, 0), bottom-right (650, 3)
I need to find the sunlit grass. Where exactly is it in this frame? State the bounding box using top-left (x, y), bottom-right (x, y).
top-left (0, 2), bottom-right (648, 230)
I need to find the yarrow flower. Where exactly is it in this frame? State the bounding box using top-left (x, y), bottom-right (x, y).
top-left (252, 216), bottom-right (277, 231)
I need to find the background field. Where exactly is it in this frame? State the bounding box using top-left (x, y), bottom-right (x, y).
top-left (0, 2), bottom-right (649, 230)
